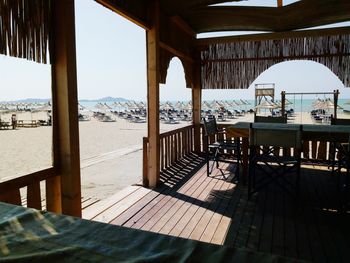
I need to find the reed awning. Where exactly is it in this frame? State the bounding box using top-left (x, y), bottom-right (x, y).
top-left (0, 0), bottom-right (51, 64)
top-left (199, 29), bottom-right (350, 89)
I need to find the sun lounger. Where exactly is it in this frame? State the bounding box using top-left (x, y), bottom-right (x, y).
top-left (17, 120), bottom-right (40, 128)
top-left (0, 121), bottom-right (10, 130)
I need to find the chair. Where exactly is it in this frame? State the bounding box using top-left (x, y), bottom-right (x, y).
top-left (248, 124), bottom-right (302, 199)
top-left (202, 116), bottom-right (240, 180)
top-left (330, 117), bottom-right (350, 199)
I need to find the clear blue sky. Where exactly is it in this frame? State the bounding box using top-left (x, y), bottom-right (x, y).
top-left (0, 0), bottom-right (349, 102)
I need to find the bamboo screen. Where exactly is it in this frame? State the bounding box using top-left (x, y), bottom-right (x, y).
top-left (201, 35), bottom-right (350, 89)
top-left (0, 0), bottom-right (51, 64)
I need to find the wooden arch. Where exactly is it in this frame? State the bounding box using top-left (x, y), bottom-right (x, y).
top-left (159, 48), bottom-right (195, 89)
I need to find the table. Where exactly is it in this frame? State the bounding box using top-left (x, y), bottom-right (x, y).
top-left (227, 122), bottom-right (350, 181)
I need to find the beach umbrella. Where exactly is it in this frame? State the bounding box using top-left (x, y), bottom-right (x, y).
top-left (174, 101), bottom-right (185, 110)
top-left (184, 102), bottom-right (192, 111)
top-left (324, 99), bottom-right (343, 110)
top-left (212, 100), bottom-right (224, 111)
top-left (161, 101), bottom-right (173, 111)
top-left (201, 101), bottom-right (212, 111)
top-left (0, 104), bottom-right (10, 120)
top-left (33, 102), bottom-right (52, 112)
top-left (254, 100), bottom-right (278, 110)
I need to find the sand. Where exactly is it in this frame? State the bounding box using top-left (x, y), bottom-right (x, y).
top-left (1, 111), bottom-right (349, 200)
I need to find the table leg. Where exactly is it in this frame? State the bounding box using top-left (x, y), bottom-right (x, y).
top-left (242, 137), bottom-right (249, 184)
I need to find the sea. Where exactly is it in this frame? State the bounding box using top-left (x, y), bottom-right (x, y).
top-left (79, 98), bottom-right (350, 114)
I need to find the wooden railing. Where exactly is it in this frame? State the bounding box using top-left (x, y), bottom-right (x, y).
top-left (0, 167), bottom-right (61, 212)
top-left (143, 125), bottom-right (197, 185)
top-left (143, 123), bottom-right (340, 186)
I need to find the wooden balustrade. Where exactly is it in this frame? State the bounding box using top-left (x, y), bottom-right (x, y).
top-left (0, 167), bottom-right (60, 212)
top-left (143, 123), bottom-right (338, 187)
top-left (143, 125), bottom-right (196, 185)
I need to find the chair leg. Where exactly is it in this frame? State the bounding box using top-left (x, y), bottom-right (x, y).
top-left (206, 149), bottom-right (210, 177)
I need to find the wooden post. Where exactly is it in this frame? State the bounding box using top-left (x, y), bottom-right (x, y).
top-left (146, 0), bottom-right (160, 188)
top-left (51, 0), bottom-right (82, 217)
top-left (334, 89), bottom-right (339, 119)
top-left (192, 93), bottom-right (201, 154)
top-left (192, 62), bottom-right (202, 154)
top-left (281, 91), bottom-right (286, 117)
top-left (277, 0), bottom-right (283, 7)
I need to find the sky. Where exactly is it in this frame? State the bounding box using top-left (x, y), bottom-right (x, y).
top-left (0, 0), bottom-right (349, 102)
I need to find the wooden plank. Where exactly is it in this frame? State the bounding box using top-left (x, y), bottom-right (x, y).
top-left (246, 188), bottom-right (266, 251)
top-left (149, 168), bottom-right (210, 234)
top-left (272, 189), bottom-right (286, 256)
top-left (141, 164), bottom-right (209, 232)
top-left (146, 0), bottom-right (160, 187)
top-left (154, 165), bottom-right (213, 234)
top-left (27, 182), bottom-right (42, 210)
top-left (258, 187), bottom-right (274, 254)
top-left (178, 168), bottom-right (225, 239)
top-left (160, 138), bottom-right (164, 171)
top-left (302, 168), bottom-right (327, 262)
top-left (93, 187), bottom-right (151, 224)
top-left (110, 190), bottom-right (162, 226)
top-left (303, 140), bottom-right (310, 159)
top-left (189, 178), bottom-right (227, 240)
top-left (124, 160), bottom-right (206, 229)
top-left (0, 189), bottom-right (21, 206)
top-left (51, 0), bottom-right (81, 217)
top-left (81, 198), bottom-right (100, 210)
top-left (231, 188), bottom-right (256, 249)
top-left (311, 141), bottom-right (317, 159)
top-left (317, 141), bottom-right (327, 161)
top-left (281, 194), bottom-right (297, 259)
top-left (199, 181), bottom-right (233, 243)
top-left (82, 185), bottom-right (141, 220)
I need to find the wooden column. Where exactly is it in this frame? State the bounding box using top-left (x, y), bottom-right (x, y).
top-left (146, 0), bottom-right (160, 188)
top-left (334, 89), bottom-right (339, 119)
top-left (192, 60), bottom-right (202, 154)
top-left (51, 0), bottom-right (82, 217)
top-left (277, 0), bottom-right (283, 7)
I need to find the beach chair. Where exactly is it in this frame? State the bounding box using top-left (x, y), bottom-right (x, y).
top-left (202, 116), bottom-right (240, 181)
top-left (248, 124), bottom-right (302, 199)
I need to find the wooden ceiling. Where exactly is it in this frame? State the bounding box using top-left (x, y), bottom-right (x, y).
top-left (96, 0), bottom-right (350, 34)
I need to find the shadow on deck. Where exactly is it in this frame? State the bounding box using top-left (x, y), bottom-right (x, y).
top-left (83, 154), bottom-right (350, 262)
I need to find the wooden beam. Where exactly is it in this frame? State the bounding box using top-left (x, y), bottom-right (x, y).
top-left (51, 0), bottom-right (82, 217)
top-left (186, 1), bottom-right (350, 33)
top-left (159, 41), bottom-right (194, 63)
top-left (146, 0), bottom-right (160, 188)
top-left (196, 26), bottom-right (350, 47)
top-left (277, 0), bottom-right (283, 7)
top-left (95, 0), bottom-right (149, 30)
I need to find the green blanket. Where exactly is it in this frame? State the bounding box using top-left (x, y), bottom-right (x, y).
top-left (0, 202), bottom-right (305, 262)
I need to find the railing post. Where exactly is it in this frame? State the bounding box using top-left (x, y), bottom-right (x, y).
top-left (143, 137), bottom-right (149, 187)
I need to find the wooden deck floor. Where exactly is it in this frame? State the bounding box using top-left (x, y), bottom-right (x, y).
top-left (83, 154), bottom-right (350, 262)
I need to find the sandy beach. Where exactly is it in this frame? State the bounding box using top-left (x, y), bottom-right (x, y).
top-left (1, 111), bottom-right (349, 200)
